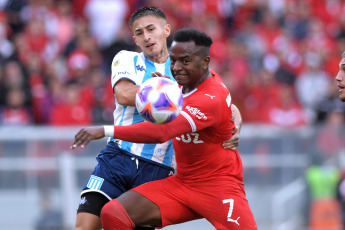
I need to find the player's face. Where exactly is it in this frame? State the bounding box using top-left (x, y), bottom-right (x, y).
top-left (336, 58), bottom-right (345, 102)
top-left (170, 41), bottom-right (209, 93)
top-left (132, 16), bottom-right (170, 63)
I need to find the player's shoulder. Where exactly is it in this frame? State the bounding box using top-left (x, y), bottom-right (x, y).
top-left (195, 73), bottom-right (229, 103)
top-left (111, 50), bottom-right (142, 68)
top-left (115, 50), bottom-right (140, 59)
top-left (208, 73), bottom-right (229, 94)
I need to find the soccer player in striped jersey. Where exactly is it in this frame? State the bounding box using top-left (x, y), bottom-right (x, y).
top-left (74, 7), bottom-right (242, 230)
top-left (72, 28), bottom-right (256, 230)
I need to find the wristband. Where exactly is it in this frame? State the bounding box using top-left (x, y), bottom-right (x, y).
top-left (103, 126), bottom-right (114, 137)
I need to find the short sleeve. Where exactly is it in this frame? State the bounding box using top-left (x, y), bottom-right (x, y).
top-left (111, 51), bottom-right (137, 89)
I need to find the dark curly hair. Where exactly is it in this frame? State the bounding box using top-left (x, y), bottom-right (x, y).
top-left (172, 28), bottom-right (213, 48)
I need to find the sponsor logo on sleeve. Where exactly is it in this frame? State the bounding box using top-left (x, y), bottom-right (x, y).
top-left (136, 65), bottom-right (145, 72)
top-left (185, 105), bottom-right (207, 120)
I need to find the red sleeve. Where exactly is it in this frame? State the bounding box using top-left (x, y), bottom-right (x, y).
top-left (114, 115), bottom-right (192, 143)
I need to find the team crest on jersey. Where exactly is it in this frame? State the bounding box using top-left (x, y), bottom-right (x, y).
top-left (113, 59), bottom-right (120, 67)
top-left (155, 148), bottom-right (164, 155)
top-left (185, 105), bottom-right (207, 120)
top-left (86, 175), bottom-right (104, 190)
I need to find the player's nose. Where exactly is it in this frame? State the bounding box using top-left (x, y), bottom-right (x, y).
top-left (143, 31), bottom-right (150, 41)
top-left (172, 61), bottom-right (182, 72)
top-left (336, 71), bottom-right (342, 81)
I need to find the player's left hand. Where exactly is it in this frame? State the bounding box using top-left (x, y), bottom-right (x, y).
top-left (71, 126), bottom-right (105, 150)
top-left (152, 71), bottom-right (170, 79)
top-left (223, 126), bottom-right (240, 150)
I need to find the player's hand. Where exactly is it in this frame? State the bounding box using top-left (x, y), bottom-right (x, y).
top-left (223, 126), bottom-right (240, 151)
top-left (152, 71), bottom-right (170, 79)
top-left (71, 126), bottom-right (105, 150)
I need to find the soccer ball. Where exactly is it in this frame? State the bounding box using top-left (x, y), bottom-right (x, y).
top-left (136, 77), bottom-right (183, 124)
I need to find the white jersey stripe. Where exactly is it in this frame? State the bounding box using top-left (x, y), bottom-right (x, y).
top-left (181, 111), bottom-right (197, 132)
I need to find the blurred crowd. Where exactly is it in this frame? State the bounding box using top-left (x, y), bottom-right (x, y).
top-left (0, 0), bottom-right (345, 128)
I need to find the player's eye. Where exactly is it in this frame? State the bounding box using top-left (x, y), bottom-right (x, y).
top-left (147, 27), bottom-right (155, 32)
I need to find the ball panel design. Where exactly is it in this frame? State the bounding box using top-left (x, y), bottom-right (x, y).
top-left (135, 78), bottom-right (183, 124)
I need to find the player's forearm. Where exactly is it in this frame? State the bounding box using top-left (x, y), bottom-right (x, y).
top-left (114, 81), bottom-right (140, 106)
top-left (71, 116), bottom-right (192, 149)
top-left (106, 116), bottom-right (192, 144)
top-left (231, 104), bottom-right (242, 131)
top-left (112, 122), bottom-right (171, 143)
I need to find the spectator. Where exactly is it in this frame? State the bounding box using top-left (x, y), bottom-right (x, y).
top-left (0, 0), bottom-right (344, 127)
top-left (49, 81), bottom-right (92, 126)
top-left (295, 52), bottom-right (331, 123)
top-left (83, 0), bottom-right (128, 49)
top-left (266, 84), bottom-right (307, 127)
top-left (0, 86), bottom-right (33, 126)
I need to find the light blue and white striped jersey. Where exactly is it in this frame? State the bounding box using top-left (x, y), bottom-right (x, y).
top-left (109, 50), bottom-right (175, 167)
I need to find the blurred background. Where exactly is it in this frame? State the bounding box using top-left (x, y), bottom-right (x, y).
top-left (0, 0), bottom-right (345, 229)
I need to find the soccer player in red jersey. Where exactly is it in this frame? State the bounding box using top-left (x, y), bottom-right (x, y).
top-left (336, 52), bottom-right (345, 102)
top-left (71, 28), bottom-right (257, 230)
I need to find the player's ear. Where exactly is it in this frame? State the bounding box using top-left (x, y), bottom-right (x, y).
top-left (164, 24), bottom-right (171, 38)
top-left (202, 56), bottom-right (210, 70)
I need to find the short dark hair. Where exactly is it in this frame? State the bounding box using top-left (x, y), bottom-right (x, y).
top-left (129, 6), bottom-right (166, 27)
top-left (172, 28), bottom-right (213, 48)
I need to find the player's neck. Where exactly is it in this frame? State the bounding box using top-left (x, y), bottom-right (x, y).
top-left (146, 48), bottom-right (169, 64)
top-left (183, 70), bottom-right (211, 94)
top-left (198, 70), bottom-right (211, 85)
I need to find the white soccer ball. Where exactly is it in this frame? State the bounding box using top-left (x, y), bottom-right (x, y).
top-left (135, 77), bottom-right (183, 124)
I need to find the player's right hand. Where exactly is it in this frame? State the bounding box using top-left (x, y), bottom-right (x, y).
top-left (71, 126), bottom-right (105, 150)
top-left (152, 71), bottom-right (170, 79)
top-left (223, 126), bottom-right (240, 150)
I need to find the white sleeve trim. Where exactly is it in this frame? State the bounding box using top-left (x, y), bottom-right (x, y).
top-left (180, 111), bottom-right (197, 132)
top-left (104, 126), bottom-right (114, 137)
top-left (81, 189), bottom-right (112, 201)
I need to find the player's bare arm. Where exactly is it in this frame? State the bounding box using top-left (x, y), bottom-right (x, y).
top-left (114, 79), bottom-right (140, 106)
top-left (223, 104), bottom-right (242, 150)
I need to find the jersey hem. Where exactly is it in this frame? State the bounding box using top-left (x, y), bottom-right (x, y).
top-left (112, 77), bottom-right (136, 89)
top-left (108, 141), bottom-right (175, 172)
top-left (81, 189), bottom-right (112, 201)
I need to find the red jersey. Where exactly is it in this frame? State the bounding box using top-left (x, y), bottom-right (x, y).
top-left (174, 72), bottom-right (243, 182)
top-left (114, 71), bottom-right (243, 182)
top-left (111, 72), bottom-right (256, 229)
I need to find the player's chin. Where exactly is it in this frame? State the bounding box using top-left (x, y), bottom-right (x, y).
top-left (174, 75), bottom-right (187, 81)
top-left (340, 95), bottom-right (345, 102)
top-left (340, 90), bottom-right (345, 101)
top-left (175, 79), bottom-right (186, 86)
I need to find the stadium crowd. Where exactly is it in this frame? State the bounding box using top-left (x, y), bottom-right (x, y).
top-left (0, 0), bottom-right (345, 128)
